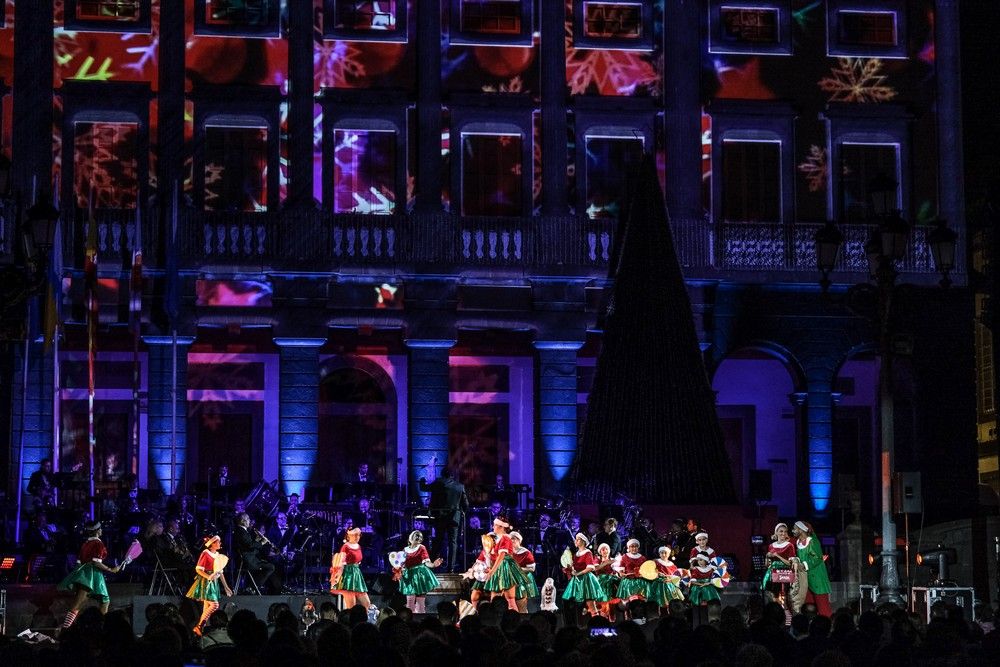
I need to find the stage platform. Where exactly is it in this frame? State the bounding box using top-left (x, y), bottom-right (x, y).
top-left (0, 580), bottom-right (864, 636)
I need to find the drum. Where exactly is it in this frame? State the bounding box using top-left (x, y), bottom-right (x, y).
top-left (771, 568), bottom-right (795, 584)
top-left (244, 481), bottom-right (281, 519)
top-left (639, 560), bottom-right (659, 581)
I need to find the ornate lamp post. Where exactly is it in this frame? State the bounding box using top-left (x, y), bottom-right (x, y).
top-left (815, 175), bottom-right (957, 607)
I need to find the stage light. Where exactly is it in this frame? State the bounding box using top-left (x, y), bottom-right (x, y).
top-left (915, 545), bottom-right (957, 585)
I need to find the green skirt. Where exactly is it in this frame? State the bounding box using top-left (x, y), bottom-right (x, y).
top-left (561, 572), bottom-right (609, 603)
top-left (337, 564), bottom-right (368, 593)
top-left (646, 578), bottom-right (684, 606)
top-left (186, 575), bottom-right (221, 602)
top-left (517, 572), bottom-right (539, 599)
top-left (597, 573), bottom-right (619, 600)
top-left (688, 583), bottom-right (721, 605)
top-left (58, 563), bottom-right (110, 604)
top-left (483, 556), bottom-right (528, 593)
top-left (617, 577), bottom-right (647, 601)
top-left (471, 577), bottom-right (488, 591)
top-left (399, 564), bottom-right (440, 596)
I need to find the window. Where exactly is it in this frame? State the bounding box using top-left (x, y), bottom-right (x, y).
top-left (709, 1), bottom-right (791, 55)
top-left (204, 125), bottom-right (269, 212)
top-left (65, 0), bottom-right (151, 32)
top-left (826, 1), bottom-right (906, 58)
top-left (333, 129), bottom-right (397, 214)
top-left (573, 0), bottom-right (652, 50)
top-left (839, 143), bottom-right (899, 222)
top-left (449, 0), bottom-right (533, 46)
top-left (721, 140), bottom-right (781, 222)
top-left (584, 135), bottom-right (643, 219)
top-left (74, 122), bottom-right (139, 209)
top-left (582, 2), bottom-right (642, 39)
top-left (324, 1), bottom-right (408, 41)
top-left (838, 11), bottom-right (897, 47)
top-left (195, 0), bottom-right (281, 36)
top-left (461, 133), bottom-right (523, 217)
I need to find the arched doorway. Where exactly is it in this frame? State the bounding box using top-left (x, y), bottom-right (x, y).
top-left (316, 357), bottom-right (398, 485)
top-left (712, 346), bottom-right (804, 516)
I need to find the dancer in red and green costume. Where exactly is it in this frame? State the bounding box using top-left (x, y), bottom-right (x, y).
top-left (687, 552), bottom-right (722, 605)
top-left (561, 533), bottom-right (608, 616)
top-left (187, 535), bottom-right (233, 636)
top-left (333, 527), bottom-right (372, 609)
top-left (594, 542), bottom-right (619, 618)
top-left (646, 546), bottom-right (684, 608)
top-left (792, 520), bottom-right (832, 617)
top-left (616, 538), bottom-right (648, 604)
top-left (510, 531), bottom-right (538, 613)
top-left (761, 523), bottom-right (797, 609)
top-left (398, 530), bottom-right (442, 613)
top-left (483, 515), bottom-right (529, 611)
top-left (58, 521), bottom-right (121, 629)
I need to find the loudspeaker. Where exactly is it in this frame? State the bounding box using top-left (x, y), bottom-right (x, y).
top-left (893, 472), bottom-right (922, 514)
top-left (749, 469), bottom-right (772, 502)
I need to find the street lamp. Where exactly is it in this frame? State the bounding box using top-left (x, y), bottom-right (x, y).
top-left (815, 174), bottom-right (957, 608)
top-left (24, 193), bottom-right (60, 271)
top-left (815, 220), bottom-right (843, 293)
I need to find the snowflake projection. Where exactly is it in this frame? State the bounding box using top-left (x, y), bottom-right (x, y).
top-left (818, 58), bottom-right (897, 103)
top-left (314, 39), bottom-right (366, 89)
top-left (564, 0), bottom-right (658, 96)
top-left (797, 145), bottom-right (828, 193)
top-left (481, 75), bottom-right (523, 94)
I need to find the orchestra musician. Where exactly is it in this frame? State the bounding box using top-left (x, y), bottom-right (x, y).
top-left (233, 512), bottom-right (277, 593)
top-left (27, 458), bottom-right (56, 508)
top-left (24, 511), bottom-right (60, 555)
top-left (157, 518), bottom-right (196, 571)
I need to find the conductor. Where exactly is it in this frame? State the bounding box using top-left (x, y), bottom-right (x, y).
top-left (419, 462), bottom-right (468, 573)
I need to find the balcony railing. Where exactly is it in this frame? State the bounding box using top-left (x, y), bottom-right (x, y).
top-left (60, 207), bottom-right (955, 282)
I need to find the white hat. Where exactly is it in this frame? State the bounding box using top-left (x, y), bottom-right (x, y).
top-left (575, 532), bottom-right (590, 546)
top-left (692, 551), bottom-right (711, 563)
top-left (695, 532), bottom-right (709, 541)
top-left (626, 538), bottom-right (641, 548)
top-left (597, 543), bottom-right (611, 554)
top-left (493, 516), bottom-right (511, 528)
top-left (658, 546), bottom-right (671, 556)
top-left (772, 523), bottom-right (788, 539)
top-left (509, 531), bottom-right (523, 542)
top-left (794, 521), bottom-right (810, 533)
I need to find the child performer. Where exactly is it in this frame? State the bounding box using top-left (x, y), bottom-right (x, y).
top-left (616, 539), bottom-right (648, 605)
top-left (561, 533), bottom-right (608, 616)
top-left (57, 521), bottom-right (120, 629)
top-left (687, 552), bottom-right (722, 605)
top-left (333, 527), bottom-right (371, 609)
top-left (186, 535), bottom-right (233, 636)
top-left (646, 546), bottom-right (684, 609)
top-left (690, 531), bottom-right (716, 562)
top-left (792, 520), bottom-right (832, 617)
top-left (463, 533), bottom-right (495, 613)
top-left (510, 531), bottom-right (538, 613)
top-left (483, 515), bottom-right (528, 611)
top-left (761, 523), bottom-right (797, 608)
top-left (398, 530), bottom-right (443, 613)
top-left (593, 543), bottom-right (619, 619)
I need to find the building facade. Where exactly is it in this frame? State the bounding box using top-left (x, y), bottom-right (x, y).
top-left (0, 1), bottom-right (978, 527)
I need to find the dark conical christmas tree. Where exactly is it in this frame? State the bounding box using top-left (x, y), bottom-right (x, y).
top-left (571, 154), bottom-right (736, 504)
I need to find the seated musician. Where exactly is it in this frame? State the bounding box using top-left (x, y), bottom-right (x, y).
top-left (233, 512), bottom-right (277, 593)
top-left (352, 497), bottom-right (381, 534)
top-left (27, 458), bottom-right (56, 509)
top-left (24, 511), bottom-right (60, 555)
top-left (156, 518), bottom-right (196, 571)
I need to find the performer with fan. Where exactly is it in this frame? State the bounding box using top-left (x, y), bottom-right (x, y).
top-left (594, 542), bottom-right (619, 619)
top-left (397, 530), bottom-right (442, 613)
top-left (57, 521), bottom-right (121, 629)
top-left (616, 539), bottom-right (648, 605)
top-left (510, 531), bottom-right (538, 613)
top-left (482, 515), bottom-right (528, 611)
top-left (687, 552), bottom-right (722, 605)
top-left (792, 520), bottom-right (832, 616)
top-left (762, 523), bottom-right (797, 608)
top-left (330, 527), bottom-right (372, 609)
top-left (561, 533), bottom-right (607, 616)
top-left (187, 535), bottom-right (233, 637)
top-left (645, 546), bottom-right (684, 609)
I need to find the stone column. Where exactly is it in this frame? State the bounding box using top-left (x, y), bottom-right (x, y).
top-left (12, 341), bottom-right (54, 498)
top-left (274, 338), bottom-right (325, 497)
top-left (406, 340), bottom-right (454, 495)
top-left (534, 341), bottom-right (583, 491)
top-left (144, 335), bottom-right (194, 495)
top-left (805, 374), bottom-right (835, 516)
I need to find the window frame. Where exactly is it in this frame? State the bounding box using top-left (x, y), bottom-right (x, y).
top-left (826, 0), bottom-right (907, 59)
top-left (572, 0), bottom-right (654, 51)
top-left (708, 101), bottom-right (796, 225)
top-left (708, 0), bottom-right (792, 56)
top-left (323, 0), bottom-right (409, 43)
top-left (64, 0), bottom-right (152, 34)
top-left (574, 110), bottom-right (656, 219)
top-left (821, 104), bottom-right (912, 223)
top-left (450, 107), bottom-right (533, 218)
top-left (319, 96), bottom-right (408, 214)
top-left (193, 0), bottom-right (282, 38)
top-left (448, 0), bottom-right (534, 47)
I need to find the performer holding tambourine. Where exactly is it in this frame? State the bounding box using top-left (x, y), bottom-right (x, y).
top-left (186, 534), bottom-right (233, 636)
top-left (392, 530), bottom-right (442, 613)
